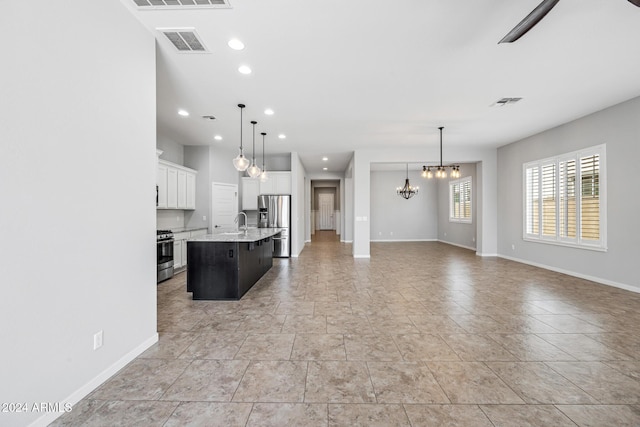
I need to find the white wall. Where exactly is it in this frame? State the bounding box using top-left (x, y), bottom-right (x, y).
top-left (497, 96), bottom-right (640, 291)
top-left (370, 170), bottom-right (438, 241)
top-left (157, 133), bottom-right (184, 165)
top-left (183, 145), bottom-right (211, 231)
top-left (437, 163), bottom-right (477, 250)
top-left (291, 152), bottom-right (307, 256)
top-left (0, 2), bottom-right (158, 427)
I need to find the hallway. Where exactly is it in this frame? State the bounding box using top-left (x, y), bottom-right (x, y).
top-left (52, 241), bottom-right (640, 426)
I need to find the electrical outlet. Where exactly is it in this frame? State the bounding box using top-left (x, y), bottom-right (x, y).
top-left (472, 237), bottom-right (475, 242)
top-left (202, 216), bottom-right (207, 221)
top-left (93, 330), bottom-right (103, 350)
top-left (511, 244), bottom-right (515, 251)
top-left (390, 231), bottom-right (393, 236)
top-left (378, 231), bottom-right (382, 236)
top-left (176, 216), bottom-right (180, 222)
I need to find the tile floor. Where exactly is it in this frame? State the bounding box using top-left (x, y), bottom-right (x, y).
top-left (51, 233), bottom-right (640, 426)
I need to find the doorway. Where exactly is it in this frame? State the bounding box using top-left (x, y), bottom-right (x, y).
top-left (318, 193), bottom-right (334, 230)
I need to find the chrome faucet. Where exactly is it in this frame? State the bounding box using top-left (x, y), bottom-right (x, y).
top-left (234, 212), bottom-right (248, 231)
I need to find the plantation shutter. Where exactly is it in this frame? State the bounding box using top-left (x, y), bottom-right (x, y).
top-left (580, 154), bottom-right (600, 241)
top-left (525, 165), bottom-right (540, 236)
top-left (541, 163), bottom-right (556, 237)
top-left (558, 159), bottom-right (576, 239)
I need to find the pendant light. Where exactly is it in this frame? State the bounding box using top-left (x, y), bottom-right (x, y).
top-left (246, 120), bottom-right (262, 178)
top-left (397, 163), bottom-right (419, 199)
top-left (232, 104), bottom-right (250, 171)
top-left (259, 132), bottom-right (269, 182)
top-left (422, 126), bottom-right (460, 179)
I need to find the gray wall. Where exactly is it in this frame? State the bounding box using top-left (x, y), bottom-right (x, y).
top-left (437, 163), bottom-right (477, 249)
top-left (312, 180), bottom-right (341, 210)
top-left (157, 133), bottom-right (184, 165)
top-left (184, 145), bottom-right (211, 230)
top-left (370, 170), bottom-right (438, 241)
top-left (497, 95), bottom-right (640, 291)
top-left (1, 2), bottom-right (157, 426)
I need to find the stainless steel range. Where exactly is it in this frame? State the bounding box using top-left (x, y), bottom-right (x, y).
top-left (157, 229), bottom-right (174, 283)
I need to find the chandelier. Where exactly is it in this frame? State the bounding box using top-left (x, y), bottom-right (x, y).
top-left (422, 126), bottom-right (461, 179)
top-left (397, 163), bottom-right (419, 199)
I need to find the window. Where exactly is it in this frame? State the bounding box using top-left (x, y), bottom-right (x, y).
top-left (450, 176), bottom-right (472, 223)
top-left (523, 144), bottom-right (606, 250)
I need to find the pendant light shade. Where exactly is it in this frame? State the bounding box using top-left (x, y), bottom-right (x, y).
top-left (259, 132), bottom-right (269, 182)
top-left (397, 163), bottom-right (419, 199)
top-left (233, 104), bottom-right (250, 171)
top-left (247, 120), bottom-right (262, 178)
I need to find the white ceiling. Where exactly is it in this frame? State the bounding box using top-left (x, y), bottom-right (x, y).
top-left (124, 0), bottom-right (640, 174)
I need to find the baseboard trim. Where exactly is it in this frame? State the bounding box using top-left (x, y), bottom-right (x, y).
top-left (370, 239), bottom-right (438, 243)
top-left (353, 255), bottom-right (371, 259)
top-left (476, 252), bottom-right (499, 257)
top-left (498, 254), bottom-right (639, 294)
top-left (31, 333), bottom-right (159, 427)
top-left (437, 239), bottom-right (476, 251)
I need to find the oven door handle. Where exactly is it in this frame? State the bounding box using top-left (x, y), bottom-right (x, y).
top-left (157, 239), bottom-right (175, 244)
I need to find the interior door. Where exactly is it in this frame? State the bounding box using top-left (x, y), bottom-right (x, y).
top-left (212, 183), bottom-right (238, 230)
top-left (318, 193), bottom-right (334, 230)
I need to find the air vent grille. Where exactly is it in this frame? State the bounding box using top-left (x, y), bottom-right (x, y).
top-left (159, 28), bottom-right (208, 53)
top-left (491, 97), bottom-right (523, 107)
top-left (133, 0), bottom-right (230, 9)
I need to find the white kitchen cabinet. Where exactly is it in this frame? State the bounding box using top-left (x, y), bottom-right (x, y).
top-left (242, 177), bottom-right (260, 210)
top-left (173, 240), bottom-right (183, 269)
top-left (157, 160), bottom-right (197, 211)
top-left (157, 163), bottom-right (168, 208)
top-left (186, 172), bottom-right (196, 209)
top-left (259, 171), bottom-right (291, 195)
top-left (167, 168), bottom-right (178, 209)
top-left (177, 170), bottom-right (187, 208)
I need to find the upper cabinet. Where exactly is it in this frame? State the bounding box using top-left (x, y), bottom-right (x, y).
top-left (157, 159), bottom-right (197, 210)
top-left (241, 172), bottom-right (291, 210)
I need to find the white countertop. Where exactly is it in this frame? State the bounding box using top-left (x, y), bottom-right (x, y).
top-left (187, 228), bottom-right (283, 243)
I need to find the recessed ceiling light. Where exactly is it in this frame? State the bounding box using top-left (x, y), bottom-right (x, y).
top-left (238, 65), bottom-right (252, 75)
top-left (214, 135), bottom-right (222, 141)
top-left (227, 38), bottom-right (244, 50)
top-left (323, 167), bottom-right (328, 171)
top-left (178, 109), bottom-right (189, 117)
top-left (322, 157), bottom-right (328, 161)
top-left (278, 134), bottom-right (286, 139)
top-left (264, 108), bottom-right (274, 116)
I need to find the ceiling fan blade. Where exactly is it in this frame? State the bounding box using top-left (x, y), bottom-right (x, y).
top-left (499, 0), bottom-right (561, 44)
top-left (628, 0), bottom-right (640, 7)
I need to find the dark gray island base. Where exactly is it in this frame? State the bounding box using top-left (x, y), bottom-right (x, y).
top-left (186, 228), bottom-right (282, 300)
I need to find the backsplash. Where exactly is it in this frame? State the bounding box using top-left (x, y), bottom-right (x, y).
top-left (157, 210), bottom-right (184, 230)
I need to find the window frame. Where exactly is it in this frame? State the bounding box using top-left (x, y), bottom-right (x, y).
top-left (449, 176), bottom-right (472, 224)
top-left (522, 144), bottom-right (607, 251)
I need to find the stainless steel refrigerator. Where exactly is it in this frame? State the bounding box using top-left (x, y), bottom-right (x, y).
top-left (258, 194), bottom-right (291, 258)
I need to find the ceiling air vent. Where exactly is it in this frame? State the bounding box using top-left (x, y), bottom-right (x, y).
top-left (158, 28), bottom-right (208, 53)
top-left (491, 97), bottom-right (523, 107)
top-left (133, 0), bottom-right (231, 9)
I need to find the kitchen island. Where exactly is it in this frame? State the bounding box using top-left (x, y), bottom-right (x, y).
top-left (186, 228), bottom-right (282, 300)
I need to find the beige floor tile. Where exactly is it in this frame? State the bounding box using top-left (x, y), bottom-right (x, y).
top-left (367, 361), bottom-right (449, 403)
top-left (282, 315), bottom-right (327, 333)
top-left (408, 315), bottom-right (467, 334)
top-left (276, 301), bottom-right (315, 315)
top-left (479, 404), bottom-right (576, 427)
top-left (440, 334), bottom-right (518, 361)
top-left (233, 360), bottom-right (307, 402)
top-left (403, 404), bottom-right (493, 427)
top-left (367, 315), bottom-right (421, 334)
top-left (234, 333), bottom-right (295, 360)
top-left (138, 332), bottom-right (199, 359)
top-left (90, 358), bottom-right (190, 400)
top-left (72, 401), bottom-right (178, 427)
top-left (546, 361), bottom-right (640, 404)
top-left (160, 359), bottom-right (249, 402)
top-left (427, 362), bottom-right (525, 404)
top-left (190, 314), bottom-right (246, 332)
top-left (313, 301), bottom-right (353, 316)
top-left (163, 402), bottom-right (252, 427)
top-left (536, 333), bottom-right (633, 361)
top-left (327, 314), bottom-right (374, 334)
top-left (328, 404), bottom-right (411, 427)
top-left (48, 400), bottom-right (107, 427)
top-left (531, 314), bottom-right (606, 333)
top-left (291, 334), bottom-right (346, 360)
top-left (305, 361), bottom-right (376, 403)
top-left (485, 361), bottom-right (598, 404)
top-left (179, 332), bottom-right (247, 359)
top-left (586, 332), bottom-right (640, 358)
top-left (235, 314), bottom-right (286, 333)
top-left (556, 404), bottom-right (640, 427)
top-left (604, 360), bottom-right (640, 382)
top-left (487, 333), bottom-right (575, 361)
top-left (344, 334), bottom-right (403, 361)
top-left (393, 334), bottom-right (460, 361)
top-left (247, 403), bottom-right (328, 427)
